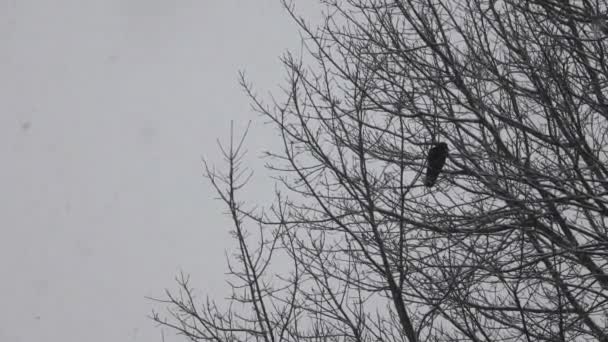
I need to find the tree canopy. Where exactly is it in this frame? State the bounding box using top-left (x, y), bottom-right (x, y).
top-left (153, 1), bottom-right (608, 341)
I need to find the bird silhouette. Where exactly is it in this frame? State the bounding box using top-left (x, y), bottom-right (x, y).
top-left (424, 142), bottom-right (448, 187)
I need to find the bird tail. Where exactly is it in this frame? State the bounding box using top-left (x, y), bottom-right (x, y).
top-left (424, 175), bottom-right (437, 187)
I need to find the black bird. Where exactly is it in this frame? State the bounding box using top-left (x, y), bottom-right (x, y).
top-left (424, 142), bottom-right (448, 187)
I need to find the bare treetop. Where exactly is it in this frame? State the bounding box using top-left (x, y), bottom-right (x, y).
top-left (153, 1), bottom-right (608, 341)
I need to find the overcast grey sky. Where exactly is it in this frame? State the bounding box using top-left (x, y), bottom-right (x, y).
top-left (0, 1), bottom-right (320, 341)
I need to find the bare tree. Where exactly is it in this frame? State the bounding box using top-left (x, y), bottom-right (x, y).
top-left (151, 0), bottom-right (608, 341)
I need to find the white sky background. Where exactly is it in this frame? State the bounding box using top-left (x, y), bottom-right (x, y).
top-left (0, 1), bottom-right (321, 341)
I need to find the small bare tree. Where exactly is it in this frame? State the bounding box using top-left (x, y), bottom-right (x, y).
top-left (152, 0), bottom-right (608, 341)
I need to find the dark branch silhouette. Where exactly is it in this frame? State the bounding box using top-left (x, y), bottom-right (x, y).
top-left (152, 1), bottom-right (608, 341)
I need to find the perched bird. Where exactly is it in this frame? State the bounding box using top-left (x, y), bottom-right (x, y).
top-left (424, 142), bottom-right (448, 187)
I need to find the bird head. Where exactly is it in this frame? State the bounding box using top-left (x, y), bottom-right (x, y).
top-left (435, 142), bottom-right (448, 151)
